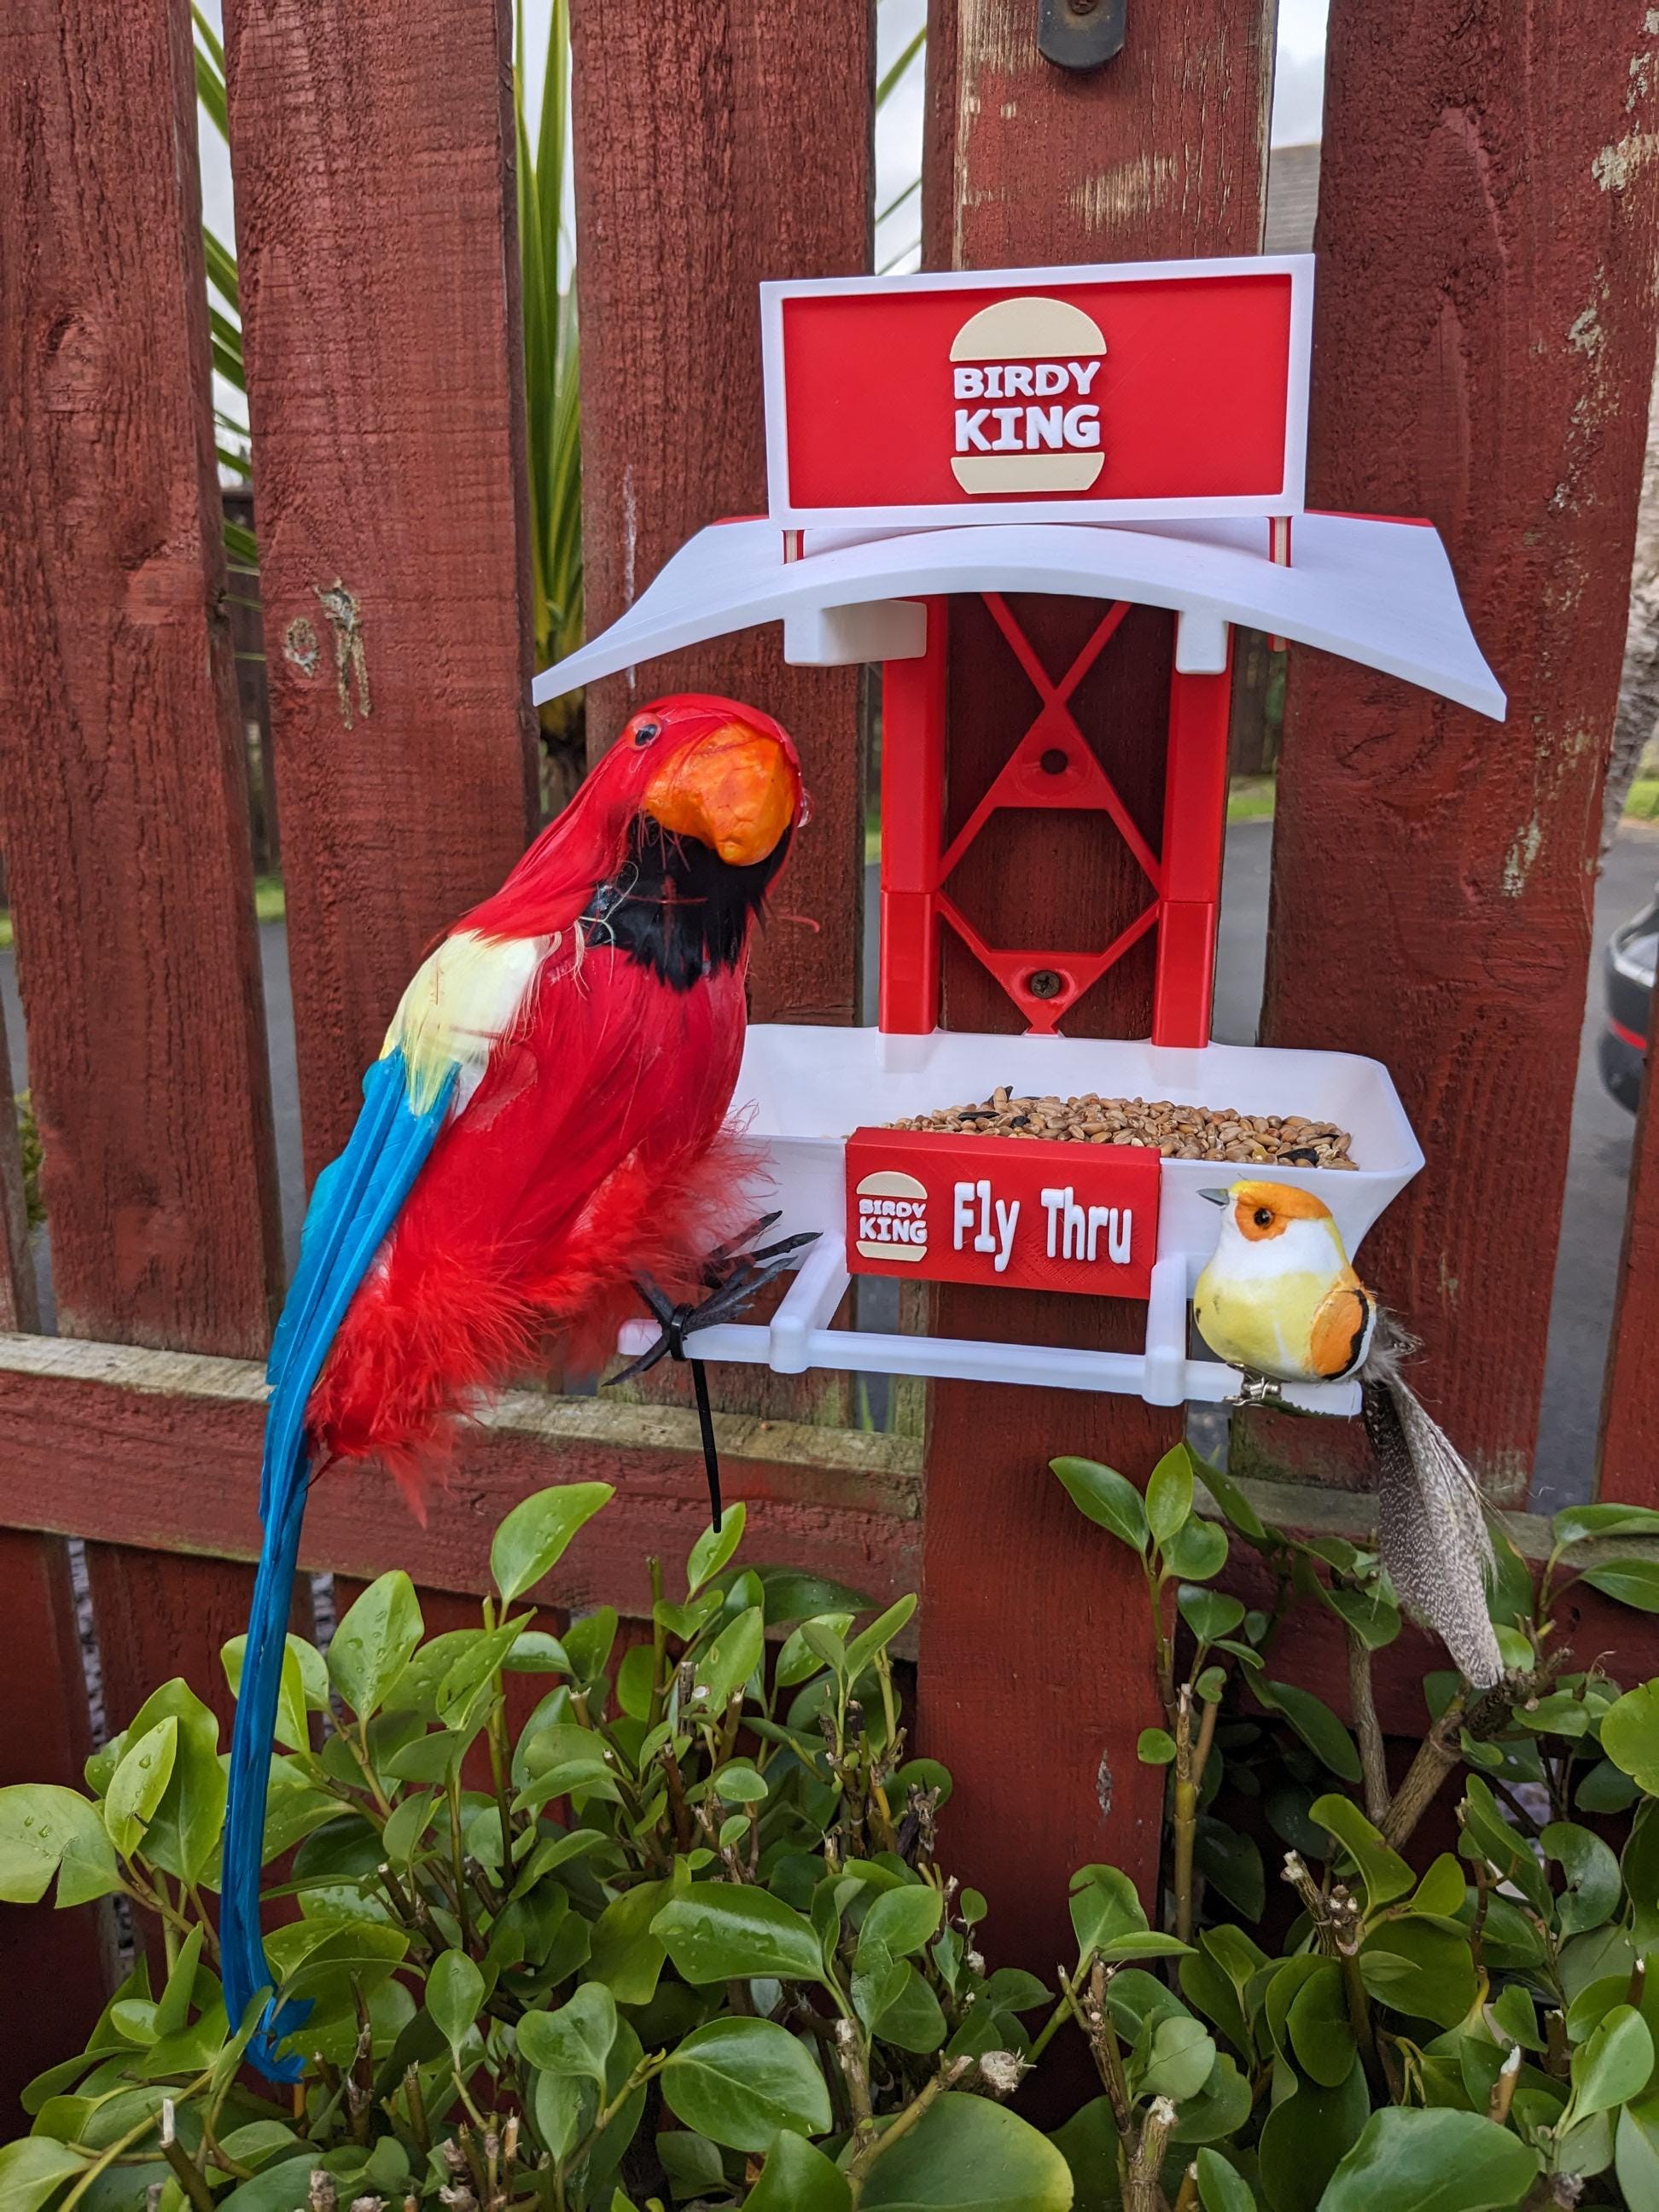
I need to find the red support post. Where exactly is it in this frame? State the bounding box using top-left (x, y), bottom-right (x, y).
top-left (1153, 649), bottom-right (1233, 1048)
top-left (879, 600), bottom-right (948, 1035)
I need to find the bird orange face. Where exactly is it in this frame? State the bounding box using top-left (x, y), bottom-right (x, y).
top-left (1200, 1179), bottom-right (1336, 1243)
top-left (637, 708), bottom-right (802, 869)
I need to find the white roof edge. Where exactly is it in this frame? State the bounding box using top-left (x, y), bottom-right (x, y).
top-left (533, 515), bottom-right (1505, 722)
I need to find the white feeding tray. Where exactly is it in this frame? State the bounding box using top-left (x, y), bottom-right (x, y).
top-left (617, 1028), bottom-right (1423, 1414)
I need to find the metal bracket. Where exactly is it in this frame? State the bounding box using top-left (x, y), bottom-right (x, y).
top-left (1038, 0), bottom-right (1126, 71)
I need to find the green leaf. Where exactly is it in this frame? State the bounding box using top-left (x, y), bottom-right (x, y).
top-left (1196, 2148), bottom-right (1257, 2212)
top-left (1358, 1919), bottom-right (1479, 2029)
top-left (0, 2139), bottom-right (90, 2211)
top-left (777, 1614), bottom-right (854, 1688)
top-left (715, 1763), bottom-right (768, 1805)
top-left (1602, 1681), bottom-right (1659, 1795)
top-left (218, 2156), bottom-right (322, 2212)
top-left (753, 1567), bottom-right (872, 1624)
top-left (869, 1959), bottom-right (948, 2054)
top-left (102, 1716), bottom-right (178, 1858)
top-left (517, 1981), bottom-right (616, 2089)
top-left (1571, 2002), bottom-right (1655, 2122)
top-left (1286, 1959), bottom-right (1355, 2087)
top-left (1256, 2064), bottom-right (1369, 2212)
top-left (1412, 1853), bottom-right (1468, 1918)
top-left (1162, 1516), bottom-right (1229, 1581)
top-left (1193, 1454), bottom-right (1269, 1543)
top-left (1260, 1682), bottom-right (1361, 1782)
top-left (859, 2093), bottom-right (1074, 2210)
top-left (327, 1572), bottom-right (424, 1720)
top-left (1136, 2013), bottom-right (1216, 2101)
top-left (1580, 1559), bottom-right (1659, 1612)
top-left (746, 2130), bottom-right (852, 2210)
top-left (654, 1881), bottom-right (825, 1985)
top-left (845, 1594), bottom-right (917, 1679)
top-left (1051, 1457), bottom-right (1147, 1552)
top-left (1555, 1503), bottom-right (1659, 1546)
top-left (687, 1502), bottom-right (746, 1595)
top-left (1194, 1819), bottom-right (1266, 1922)
top-left (154, 1924), bottom-right (204, 2040)
top-left (1617, 2091), bottom-right (1659, 2205)
top-left (858, 1884), bottom-right (943, 1963)
top-left (1147, 1443), bottom-right (1195, 1543)
top-left (589, 1878), bottom-right (673, 2005)
top-left (122, 1679), bottom-right (226, 1882)
top-left (1542, 1821), bottom-right (1622, 1938)
top-left (1138, 1727), bottom-right (1178, 1765)
top-left (660, 2017), bottom-right (830, 2152)
top-left (0, 1785), bottom-right (119, 1906)
top-left (1069, 1863), bottom-right (1148, 1966)
top-left (691, 1605), bottom-right (765, 1713)
top-left (426, 1947), bottom-right (484, 2055)
top-left (490, 1481), bottom-right (613, 1604)
top-left (1312, 1792), bottom-right (1414, 1906)
top-left (1319, 2109), bottom-right (1539, 2211)
top-left (1179, 1588), bottom-right (1246, 1644)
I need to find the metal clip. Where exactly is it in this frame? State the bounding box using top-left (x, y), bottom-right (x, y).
top-left (1038, 0), bottom-right (1126, 71)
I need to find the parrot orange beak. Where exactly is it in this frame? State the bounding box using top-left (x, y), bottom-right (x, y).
top-left (641, 722), bottom-right (800, 868)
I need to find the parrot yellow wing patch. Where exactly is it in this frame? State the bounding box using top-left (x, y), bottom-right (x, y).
top-left (381, 928), bottom-right (546, 1113)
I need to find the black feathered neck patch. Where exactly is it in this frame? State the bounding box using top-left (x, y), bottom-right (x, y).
top-left (582, 816), bottom-right (789, 991)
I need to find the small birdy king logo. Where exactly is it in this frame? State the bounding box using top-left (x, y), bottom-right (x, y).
top-left (854, 1169), bottom-right (928, 1264)
top-left (949, 296), bottom-right (1108, 495)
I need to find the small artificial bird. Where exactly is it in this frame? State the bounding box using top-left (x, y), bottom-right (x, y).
top-left (1192, 1179), bottom-right (1503, 1691)
top-left (223, 694), bottom-right (806, 2078)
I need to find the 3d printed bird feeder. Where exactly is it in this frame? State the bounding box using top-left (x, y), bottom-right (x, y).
top-left (533, 255), bottom-right (1505, 1416)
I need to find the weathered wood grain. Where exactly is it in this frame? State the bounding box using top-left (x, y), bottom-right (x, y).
top-left (222, 0), bottom-right (538, 1177)
top-left (1261, 0), bottom-right (1659, 1505)
top-left (0, 0), bottom-right (282, 1354)
top-left (916, 0), bottom-right (1276, 1962)
top-left (0, 1337), bottom-right (922, 1617)
top-left (568, 0), bottom-right (872, 1031)
top-left (1600, 992), bottom-right (1659, 1504)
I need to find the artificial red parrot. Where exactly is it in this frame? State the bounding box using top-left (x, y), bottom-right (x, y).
top-left (224, 696), bottom-right (806, 2077)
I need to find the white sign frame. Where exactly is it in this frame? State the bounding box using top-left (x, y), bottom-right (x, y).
top-left (760, 253), bottom-right (1315, 532)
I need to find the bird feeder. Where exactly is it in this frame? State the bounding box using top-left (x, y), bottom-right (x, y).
top-left (533, 255), bottom-right (1505, 1415)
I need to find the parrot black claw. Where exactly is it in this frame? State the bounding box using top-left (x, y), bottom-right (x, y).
top-left (611, 1223), bottom-right (820, 1385)
top-left (608, 1223), bottom-right (821, 1532)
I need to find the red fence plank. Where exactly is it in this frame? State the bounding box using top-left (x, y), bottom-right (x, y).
top-left (0, 0), bottom-right (282, 1357)
top-left (568, 0), bottom-right (872, 1033)
top-left (1600, 991), bottom-right (1659, 1503)
top-left (1259, 2), bottom-right (1659, 1506)
top-left (0, 1350), bottom-right (922, 1619)
top-left (1, 0), bottom-right (290, 2052)
top-left (223, 0), bottom-right (538, 1177)
top-left (915, 1), bottom-right (1275, 1961)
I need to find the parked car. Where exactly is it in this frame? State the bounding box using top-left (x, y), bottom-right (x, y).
top-left (1600, 882), bottom-right (1657, 1111)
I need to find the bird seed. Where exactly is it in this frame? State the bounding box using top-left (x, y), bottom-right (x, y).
top-left (883, 1088), bottom-right (1359, 1168)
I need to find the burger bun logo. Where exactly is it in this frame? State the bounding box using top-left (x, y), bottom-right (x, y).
top-left (855, 1169), bottom-right (928, 1263)
top-left (950, 295), bottom-right (1107, 495)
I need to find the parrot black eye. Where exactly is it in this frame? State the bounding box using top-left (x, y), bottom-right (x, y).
top-left (1253, 1208), bottom-right (1273, 1228)
top-left (632, 719), bottom-right (661, 747)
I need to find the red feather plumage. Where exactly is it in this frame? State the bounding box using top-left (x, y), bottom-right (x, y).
top-left (303, 696), bottom-right (801, 1513)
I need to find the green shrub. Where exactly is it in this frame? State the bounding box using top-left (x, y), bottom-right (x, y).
top-left (3, 1458), bottom-right (1658, 2209)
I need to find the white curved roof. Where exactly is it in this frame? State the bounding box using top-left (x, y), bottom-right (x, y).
top-left (533, 513), bottom-right (1505, 720)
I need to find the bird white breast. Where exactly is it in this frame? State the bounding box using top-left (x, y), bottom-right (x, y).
top-left (382, 928), bottom-right (546, 1113)
top-left (1210, 1213), bottom-right (1348, 1281)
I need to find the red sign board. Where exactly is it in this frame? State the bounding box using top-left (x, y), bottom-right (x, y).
top-left (845, 1127), bottom-right (1161, 1300)
top-left (762, 258), bottom-right (1311, 530)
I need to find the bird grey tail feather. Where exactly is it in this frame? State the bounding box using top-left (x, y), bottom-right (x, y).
top-left (1361, 1313), bottom-right (1503, 1688)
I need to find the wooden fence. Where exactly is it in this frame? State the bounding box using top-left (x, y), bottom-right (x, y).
top-left (4, 0), bottom-right (1659, 2127)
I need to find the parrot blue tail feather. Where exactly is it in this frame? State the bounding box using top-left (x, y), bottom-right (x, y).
top-left (224, 1051), bottom-right (456, 2082)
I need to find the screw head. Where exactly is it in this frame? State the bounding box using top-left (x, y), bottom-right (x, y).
top-left (1027, 969), bottom-right (1064, 1000)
